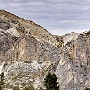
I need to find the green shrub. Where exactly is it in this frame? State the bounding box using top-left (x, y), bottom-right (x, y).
top-left (57, 42), bottom-right (63, 48)
top-left (23, 85), bottom-right (35, 90)
top-left (0, 72), bottom-right (4, 86)
top-left (13, 86), bottom-right (20, 90)
top-left (85, 88), bottom-right (90, 90)
top-left (0, 72), bottom-right (4, 90)
top-left (85, 31), bottom-right (90, 38)
top-left (44, 72), bottom-right (59, 90)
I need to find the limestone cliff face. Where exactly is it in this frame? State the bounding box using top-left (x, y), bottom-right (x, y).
top-left (0, 10), bottom-right (90, 90)
top-left (56, 33), bottom-right (90, 90)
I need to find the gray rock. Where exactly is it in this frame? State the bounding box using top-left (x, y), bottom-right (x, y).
top-left (0, 10), bottom-right (89, 90)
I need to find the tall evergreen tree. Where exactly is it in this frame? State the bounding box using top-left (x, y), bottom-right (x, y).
top-left (0, 72), bottom-right (4, 90)
top-left (85, 88), bottom-right (90, 90)
top-left (44, 72), bottom-right (59, 90)
top-left (1, 72), bottom-right (4, 86)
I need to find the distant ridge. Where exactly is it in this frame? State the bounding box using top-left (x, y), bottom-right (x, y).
top-left (0, 10), bottom-right (50, 34)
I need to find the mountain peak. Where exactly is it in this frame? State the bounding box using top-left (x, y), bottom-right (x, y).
top-left (0, 10), bottom-right (15, 17)
top-left (0, 10), bottom-right (59, 46)
top-left (0, 10), bottom-right (7, 13)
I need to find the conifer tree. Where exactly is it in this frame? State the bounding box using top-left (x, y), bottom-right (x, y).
top-left (0, 72), bottom-right (4, 90)
top-left (44, 72), bottom-right (59, 90)
top-left (85, 88), bottom-right (90, 90)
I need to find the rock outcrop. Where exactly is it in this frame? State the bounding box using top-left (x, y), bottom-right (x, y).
top-left (0, 10), bottom-right (89, 90)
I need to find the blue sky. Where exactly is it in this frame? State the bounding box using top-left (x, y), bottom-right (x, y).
top-left (0, 0), bottom-right (90, 35)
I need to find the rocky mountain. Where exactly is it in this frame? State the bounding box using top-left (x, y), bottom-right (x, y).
top-left (62, 32), bottom-right (79, 45)
top-left (0, 10), bottom-right (90, 90)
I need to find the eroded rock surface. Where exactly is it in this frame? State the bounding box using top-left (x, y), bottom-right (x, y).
top-left (0, 10), bottom-right (89, 90)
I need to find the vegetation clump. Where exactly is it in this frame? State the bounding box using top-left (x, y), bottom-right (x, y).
top-left (85, 31), bottom-right (90, 38)
top-left (44, 72), bottom-right (59, 90)
top-left (23, 85), bottom-right (35, 90)
top-left (57, 42), bottom-right (63, 48)
top-left (13, 86), bottom-right (20, 90)
top-left (85, 88), bottom-right (90, 90)
top-left (0, 72), bottom-right (4, 90)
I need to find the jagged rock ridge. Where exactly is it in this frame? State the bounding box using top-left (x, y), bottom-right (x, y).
top-left (0, 10), bottom-right (89, 90)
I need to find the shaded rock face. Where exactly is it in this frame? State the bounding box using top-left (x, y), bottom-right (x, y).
top-left (0, 10), bottom-right (89, 90)
top-left (0, 18), bottom-right (11, 30)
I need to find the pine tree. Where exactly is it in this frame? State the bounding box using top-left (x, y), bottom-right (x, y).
top-left (1, 72), bottom-right (4, 86)
top-left (44, 72), bottom-right (59, 90)
top-left (85, 88), bottom-right (90, 90)
top-left (0, 72), bottom-right (4, 90)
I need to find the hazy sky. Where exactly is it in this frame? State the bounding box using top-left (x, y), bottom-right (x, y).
top-left (0, 0), bottom-right (90, 35)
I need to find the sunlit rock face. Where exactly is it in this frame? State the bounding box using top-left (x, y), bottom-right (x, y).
top-left (55, 34), bottom-right (90, 90)
top-left (0, 10), bottom-right (90, 90)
